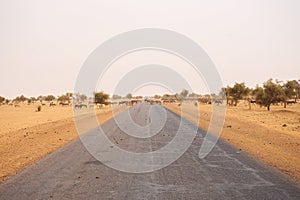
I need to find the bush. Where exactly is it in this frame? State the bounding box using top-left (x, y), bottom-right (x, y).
top-left (37, 105), bottom-right (42, 112)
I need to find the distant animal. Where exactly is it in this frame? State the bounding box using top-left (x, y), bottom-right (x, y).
top-left (50, 102), bottom-right (56, 106)
top-left (249, 99), bottom-right (256, 104)
top-left (75, 104), bottom-right (87, 109)
top-left (59, 102), bottom-right (69, 106)
top-left (118, 101), bottom-right (128, 106)
top-left (214, 100), bottom-right (223, 105)
top-left (287, 100), bottom-right (296, 105)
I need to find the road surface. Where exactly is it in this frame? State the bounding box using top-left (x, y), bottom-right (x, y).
top-left (0, 103), bottom-right (300, 199)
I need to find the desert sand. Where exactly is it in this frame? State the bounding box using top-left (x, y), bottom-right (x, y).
top-left (1, 102), bottom-right (300, 184)
top-left (164, 101), bottom-right (300, 183)
top-left (0, 104), bottom-right (126, 182)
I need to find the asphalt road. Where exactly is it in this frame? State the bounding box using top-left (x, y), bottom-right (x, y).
top-left (0, 103), bottom-right (300, 199)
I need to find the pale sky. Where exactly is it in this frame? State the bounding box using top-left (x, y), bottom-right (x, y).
top-left (0, 0), bottom-right (299, 98)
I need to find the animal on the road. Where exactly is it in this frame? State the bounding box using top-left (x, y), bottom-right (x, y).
top-left (214, 99), bottom-right (223, 105)
top-left (75, 104), bottom-right (87, 109)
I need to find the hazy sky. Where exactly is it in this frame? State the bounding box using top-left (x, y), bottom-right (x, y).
top-left (0, 0), bottom-right (299, 98)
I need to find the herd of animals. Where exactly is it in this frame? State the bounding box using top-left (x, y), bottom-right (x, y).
top-left (5, 96), bottom-right (297, 109)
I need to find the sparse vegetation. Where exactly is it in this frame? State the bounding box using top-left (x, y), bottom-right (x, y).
top-left (94, 91), bottom-right (109, 104)
top-left (112, 94), bottom-right (122, 99)
top-left (58, 94), bottom-right (70, 102)
top-left (126, 93), bottom-right (133, 99)
top-left (254, 79), bottom-right (285, 111)
top-left (225, 82), bottom-right (249, 106)
top-left (44, 95), bottom-right (56, 102)
top-left (0, 96), bottom-right (5, 104)
top-left (14, 95), bottom-right (28, 102)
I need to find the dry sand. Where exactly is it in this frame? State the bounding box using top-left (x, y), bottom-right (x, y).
top-left (164, 101), bottom-right (300, 183)
top-left (0, 104), bottom-right (126, 182)
top-left (1, 102), bottom-right (300, 184)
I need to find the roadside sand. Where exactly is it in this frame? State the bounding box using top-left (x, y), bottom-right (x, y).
top-left (164, 101), bottom-right (300, 183)
top-left (0, 104), bottom-right (126, 182)
top-left (1, 102), bottom-right (300, 183)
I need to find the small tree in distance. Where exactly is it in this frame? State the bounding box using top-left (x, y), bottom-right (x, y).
top-left (14, 95), bottom-right (28, 102)
top-left (0, 96), bottom-right (5, 104)
top-left (112, 94), bottom-right (122, 99)
top-left (180, 89), bottom-right (189, 98)
top-left (80, 94), bottom-right (87, 102)
top-left (226, 82), bottom-right (249, 106)
top-left (45, 95), bottom-right (56, 102)
top-left (94, 92), bottom-right (109, 104)
top-left (58, 94), bottom-right (70, 103)
top-left (153, 94), bottom-right (161, 99)
top-left (126, 93), bottom-right (133, 99)
top-left (255, 79), bottom-right (284, 111)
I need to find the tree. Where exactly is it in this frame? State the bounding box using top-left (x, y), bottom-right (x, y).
top-left (30, 97), bottom-right (37, 102)
top-left (94, 92), bottom-right (109, 104)
top-left (37, 95), bottom-right (44, 102)
top-left (180, 89), bottom-right (189, 98)
top-left (153, 94), bottom-right (161, 99)
top-left (255, 79), bottom-right (284, 111)
top-left (226, 82), bottom-right (249, 106)
top-left (14, 95), bottom-right (27, 102)
top-left (188, 93), bottom-right (199, 98)
top-left (0, 96), bottom-right (5, 104)
top-left (126, 93), bottom-right (133, 99)
top-left (28, 97), bottom-right (37, 104)
top-left (58, 95), bottom-right (70, 102)
top-left (112, 94), bottom-right (122, 99)
top-left (66, 93), bottom-right (73, 98)
top-left (283, 80), bottom-right (299, 103)
top-left (80, 94), bottom-right (87, 102)
top-left (175, 93), bottom-right (183, 102)
top-left (44, 95), bottom-right (56, 102)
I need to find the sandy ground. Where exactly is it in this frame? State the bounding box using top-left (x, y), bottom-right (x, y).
top-left (0, 104), bottom-right (126, 182)
top-left (164, 101), bottom-right (300, 183)
top-left (1, 102), bottom-right (300, 184)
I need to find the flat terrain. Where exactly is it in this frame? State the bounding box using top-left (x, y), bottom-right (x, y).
top-left (0, 104), bottom-right (126, 182)
top-left (1, 101), bottom-right (299, 187)
top-left (164, 101), bottom-right (300, 182)
top-left (0, 103), bottom-right (299, 199)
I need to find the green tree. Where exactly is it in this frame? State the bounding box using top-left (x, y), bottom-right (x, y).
top-left (79, 94), bottom-right (87, 102)
top-left (188, 93), bottom-right (198, 98)
top-left (126, 93), bottom-right (133, 99)
top-left (226, 82), bottom-right (249, 106)
top-left (0, 96), bottom-right (5, 104)
top-left (180, 89), bottom-right (189, 98)
top-left (14, 95), bottom-right (28, 102)
top-left (45, 95), bottom-right (56, 102)
top-left (66, 93), bottom-right (73, 98)
top-left (255, 79), bottom-right (284, 111)
top-left (112, 94), bottom-right (122, 99)
top-left (58, 95), bottom-right (70, 102)
top-left (94, 92), bottom-right (109, 104)
top-left (284, 80), bottom-right (299, 103)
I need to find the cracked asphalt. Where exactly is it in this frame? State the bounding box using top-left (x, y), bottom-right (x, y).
top-left (0, 103), bottom-right (300, 199)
